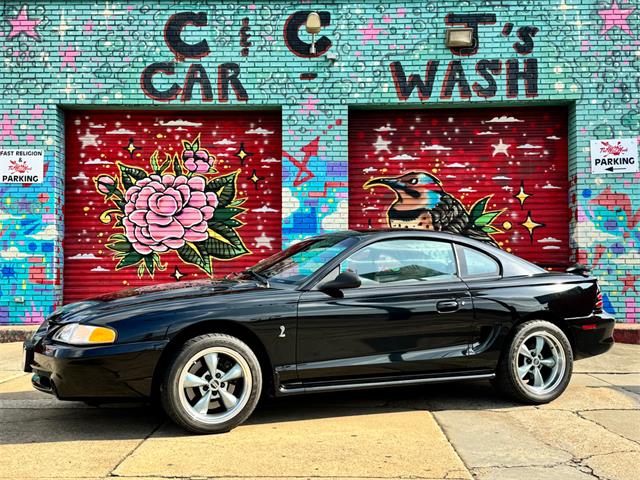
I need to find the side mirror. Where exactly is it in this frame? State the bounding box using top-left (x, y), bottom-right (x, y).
top-left (318, 271), bottom-right (361, 297)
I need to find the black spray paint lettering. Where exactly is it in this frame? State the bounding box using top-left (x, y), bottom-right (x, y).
top-left (140, 61), bottom-right (181, 101)
top-left (284, 11), bottom-right (332, 57)
top-left (390, 61), bottom-right (439, 101)
top-left (390, 58), bottom-right (538, 101)
top-left (141, 62), bottom-right (247, 102)
top-left (391, 13), bottom-right (539, 101)
top-left (164, 11), bottom-right (210, 60)
top-left (440, 61), bottom-right (472, 99)
top-left (506, 58), bottom-right (538, 97)
top-left (140, 11), bottom-right (248, 102)
top-left (240, 17), bottom-right (251, 57)
top-left (502, 23), bottom-right (539, 55)
top-left (473, 59), bottom-right (502, 98)
top-left (181, 64), bottom-right (212, 102)
top-left (217, 63), bottom-right (249, 102)
top-left (514, 26), bottom-right (539, 55)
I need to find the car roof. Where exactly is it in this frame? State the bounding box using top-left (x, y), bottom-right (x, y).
top-left (321, 228), bottom-right (483, 244)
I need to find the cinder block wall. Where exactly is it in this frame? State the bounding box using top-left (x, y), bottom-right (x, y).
top-left (0, 1), bottom-right (638, 323)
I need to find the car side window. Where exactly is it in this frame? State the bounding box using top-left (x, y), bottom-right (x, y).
top-left (339, 239), bottom-right (457, 287)
top-left (459, 246), bottom-right (500, 277)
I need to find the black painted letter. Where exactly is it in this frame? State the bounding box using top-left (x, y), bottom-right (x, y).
top-left (440, 61), bottom-right (472, 99)
top-left (140, 61), bottom-right (181, 101)
top-left (390, 61), bottom-right (439, 101)
top-left (218, 63), bottom-right (248, 102)
top-left (513, 26), bottom-right (539, 55)
top-left (182, 64), bottom-right (213, 102)
top-left (283, 11), bottom-right (331, 58)
top-left (164, 12), bottom-right (210, 60)
top-left (473, 59), bottom-right (502, 98)
top-left (506, 58), bottom-right (538, 97)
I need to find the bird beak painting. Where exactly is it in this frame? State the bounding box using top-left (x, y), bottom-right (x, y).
top-left (363, 177), bottom-right (399, 190)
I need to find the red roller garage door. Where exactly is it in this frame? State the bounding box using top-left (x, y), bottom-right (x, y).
top-left (349, 107), bottom-right (569, 267)
top-left (64, 111), bottom-right (281, 303)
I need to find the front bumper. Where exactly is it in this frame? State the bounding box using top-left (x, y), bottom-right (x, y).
top-left (568, 313), bottom-right (615, 360)
top-left (23, 337), bottom-right (168, 400)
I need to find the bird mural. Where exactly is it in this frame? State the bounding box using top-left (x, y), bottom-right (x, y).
top-left (364, 171), bottom-right (504, 246)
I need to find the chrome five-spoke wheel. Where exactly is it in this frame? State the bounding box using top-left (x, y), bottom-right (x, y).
top-left (494, 320), bottom-right (573, 404)
top-left (161, 334), bottom-right (262, 434)
top-left (178, 347), bottom-right (252, 424)
top-left (515, 332), bottom-right (566, 395)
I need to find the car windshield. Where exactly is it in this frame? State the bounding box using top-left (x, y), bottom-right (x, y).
top-left (239, 234), bottom-right (361, 286)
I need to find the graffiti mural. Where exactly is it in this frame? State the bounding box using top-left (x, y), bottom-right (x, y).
top-left (94, 135), bottom-right (248, 278)
top-left (576, 185), bottom-right (640, 323)
top-left (282, 117), bottom-right (347, 242)
top-left (64, 111), bottom-right (281, 302)
top-left (363, 172), bottom-right (504, 246)
top-left (349, 107), bottom-right (570, 267)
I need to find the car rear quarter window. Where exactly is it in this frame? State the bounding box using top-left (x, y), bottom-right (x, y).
top-left (340, 239), bottom-right (458, 286)
top-left (459, 246), bottom-right (500, 277)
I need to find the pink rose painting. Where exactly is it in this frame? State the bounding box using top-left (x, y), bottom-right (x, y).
top-left (122, 174), bottom-right (219, 255)
top-left (94, 134), bottom-right (249, 277)
top-left (183, 150), bottom-right (215, 174)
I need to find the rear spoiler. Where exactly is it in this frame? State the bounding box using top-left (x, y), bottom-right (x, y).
top-left (566, 264), bottom-right (590, 276)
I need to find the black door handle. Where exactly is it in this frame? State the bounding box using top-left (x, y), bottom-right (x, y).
top-left (437, 300), bottom-right (459, 313)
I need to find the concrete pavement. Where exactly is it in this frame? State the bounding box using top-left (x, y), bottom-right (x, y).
top-left (0, 341), bottom-right (638, 480)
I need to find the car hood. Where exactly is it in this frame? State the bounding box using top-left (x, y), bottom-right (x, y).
top-left (49, 279), bottom-right (269, 324)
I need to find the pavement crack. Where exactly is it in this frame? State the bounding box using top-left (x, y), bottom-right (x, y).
top-left (108, 419), bottom-right (164, 477)
top-left (574, 463), bottom-right (606, 480)
top-left (469, 458), bottom-right (608, 480)
top-left (431, 412), bottom-right (474, 479)
top-left (561, 451), bottom-right (640, 480)
top-left (575, 410), bottom-right (640, 447)
top-left (577, 449), bottom-right (640, 462)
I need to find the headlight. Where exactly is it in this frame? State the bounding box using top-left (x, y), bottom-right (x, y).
top-left (52, 323), bottom-right (117, 345)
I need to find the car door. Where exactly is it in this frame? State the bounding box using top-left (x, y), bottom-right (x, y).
top-left (296, 238), bottom-right (474, 383)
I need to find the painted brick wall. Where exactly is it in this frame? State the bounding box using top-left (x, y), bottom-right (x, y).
top-left (0, 0), bottom-right (638, 324)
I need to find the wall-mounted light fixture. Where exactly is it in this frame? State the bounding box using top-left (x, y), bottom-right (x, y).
top-left (306, 12), bottom-right (322, 54)
top-left (445, 28), bottom-right (474, 48)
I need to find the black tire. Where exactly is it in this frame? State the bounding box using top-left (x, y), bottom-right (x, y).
top-left (160, 333), bottom-right (262, 434)
top-left (493, 320), bottom-right (573, 404)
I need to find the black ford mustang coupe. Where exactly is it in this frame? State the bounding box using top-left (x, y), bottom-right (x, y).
top-left (24, 230), bottom-right (614, 433)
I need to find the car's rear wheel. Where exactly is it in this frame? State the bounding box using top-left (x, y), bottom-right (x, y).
top-left (160, 333), bottom-right (262, 434)
top-left (494, 320), bottom-right (573, 404)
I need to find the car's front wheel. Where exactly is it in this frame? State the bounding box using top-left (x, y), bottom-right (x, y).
top-left (494, 320), bottom-right (573, 404)
top-left (160, 333), bottom-right (262, 434)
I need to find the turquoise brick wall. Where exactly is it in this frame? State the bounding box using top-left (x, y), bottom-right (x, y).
top-left (0, 0), bottom-right (638, 323)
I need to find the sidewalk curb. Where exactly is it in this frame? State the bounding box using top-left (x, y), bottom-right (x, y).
top-left (613, 324), bottom-right (640, 345)
top-left (0, 326), bottom-right (38, 344)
